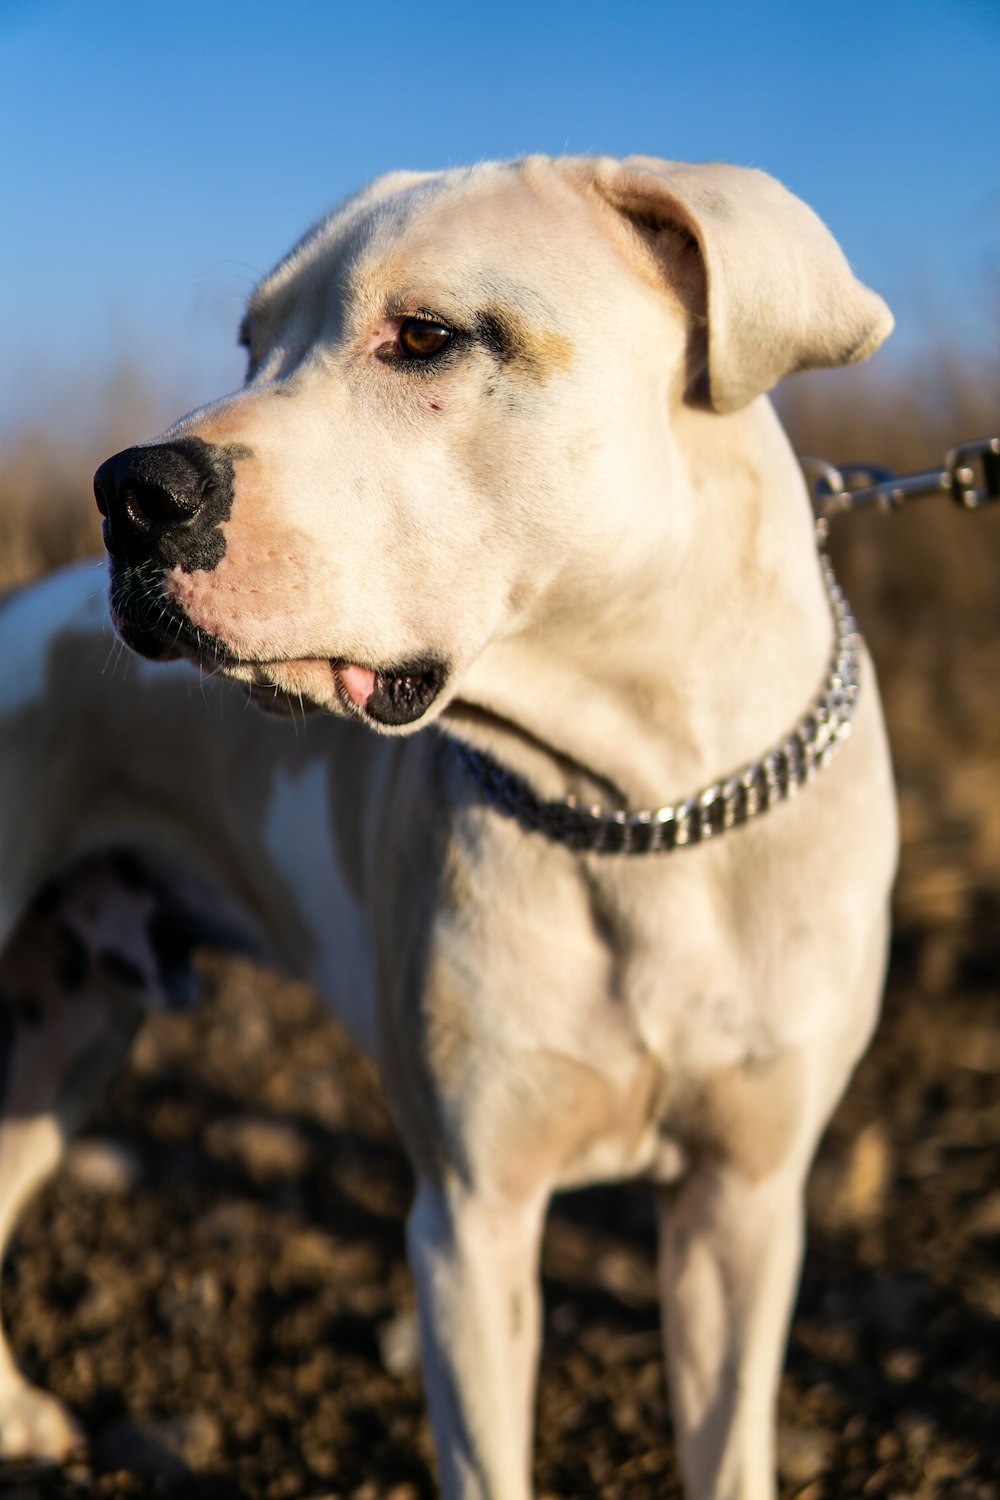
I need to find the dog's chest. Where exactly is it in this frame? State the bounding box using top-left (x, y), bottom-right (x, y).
top-left (377, 812), bottom-right (825, 1193)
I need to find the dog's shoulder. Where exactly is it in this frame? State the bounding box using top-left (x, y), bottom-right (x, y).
top-left (0, 561), bottom-right (111, 712)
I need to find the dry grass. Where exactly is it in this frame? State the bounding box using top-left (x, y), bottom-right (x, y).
top-left (0, 364), bottom-right (175, 591)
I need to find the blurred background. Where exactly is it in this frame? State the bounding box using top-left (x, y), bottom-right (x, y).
top-left (1, 3), bottom-right (998, 1497)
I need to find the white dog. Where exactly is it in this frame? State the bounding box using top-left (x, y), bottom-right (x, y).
top-left (0, 156), bottom-right (897, 1499)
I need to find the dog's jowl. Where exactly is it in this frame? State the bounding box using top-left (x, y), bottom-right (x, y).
top-left (0, 156), bottom-right (897, 1499)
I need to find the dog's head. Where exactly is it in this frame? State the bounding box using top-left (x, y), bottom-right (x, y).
top-left (94, 156), bottom-right (891, 731)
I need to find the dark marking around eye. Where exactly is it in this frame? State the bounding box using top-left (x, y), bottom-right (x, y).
top-left (475, 307), bottom-right (572, 384)
top-left (55, 925), bottom-right (90, 992)
top-left (15, 992), bottom-right (44, 1027)
top-left (99, 950), bottom-right (147, 989)
top-left (476, 310), bottom-right (516, 361)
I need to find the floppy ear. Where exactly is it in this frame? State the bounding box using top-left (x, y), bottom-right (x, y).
top-left (587, 156), bottom-right (893, 413)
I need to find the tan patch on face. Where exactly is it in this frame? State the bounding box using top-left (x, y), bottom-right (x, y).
top-left (678, 1049), bottom-right (806, 1182)
top-left (184, 402), bottom-right (266, 450)
top-left (480, 304), bottom-right (573, 384)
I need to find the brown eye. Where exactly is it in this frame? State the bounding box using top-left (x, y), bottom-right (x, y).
top-left (398, 317), bottom-right (452, 359)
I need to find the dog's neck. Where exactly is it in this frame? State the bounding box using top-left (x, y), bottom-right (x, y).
top-left (445, 397), bottom-right (833, 815)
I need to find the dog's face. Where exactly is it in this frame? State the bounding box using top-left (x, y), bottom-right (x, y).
top-left (95, 156), bottom-right (891, 730)
top-left (95, 160), bottom-right (694, 728)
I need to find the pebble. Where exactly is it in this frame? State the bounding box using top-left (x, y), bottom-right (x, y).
top-left (831, 1121), bottom-right (892, 1227)
top-left (377, 1308), bottom-right (421, 1377)
top-left (778, 1424), bottom-right (834, 1484)
top-left (970, 1191), bottom-right (1000, 1236)
top-left (205, 1114), bottom-right (314, 1179)
top-left (64, 1137), bottom-right (142, 1194)
top-left (882, 1345), bottom-right (922, 1382)
top-left (94, 1411), bottom-right (220, 1477)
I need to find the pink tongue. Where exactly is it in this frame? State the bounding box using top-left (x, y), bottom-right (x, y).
top-left (338, 663), bottom-right (377, 708)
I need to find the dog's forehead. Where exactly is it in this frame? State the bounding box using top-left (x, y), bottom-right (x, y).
top-left (243, 158), bottom-right (606, 338)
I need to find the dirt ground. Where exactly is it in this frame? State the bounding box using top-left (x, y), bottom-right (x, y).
top-left (1, 421), bottom-right (998, 1498)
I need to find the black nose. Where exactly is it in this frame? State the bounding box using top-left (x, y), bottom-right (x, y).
top-left (94, 439), bottom-right (214, 553)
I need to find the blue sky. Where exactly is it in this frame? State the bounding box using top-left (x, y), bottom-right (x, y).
top-left (1, 0), bottom-right (997, 437)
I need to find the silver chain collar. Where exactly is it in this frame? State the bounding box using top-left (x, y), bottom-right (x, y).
top-left (458, 543), bottom-right (861, 855)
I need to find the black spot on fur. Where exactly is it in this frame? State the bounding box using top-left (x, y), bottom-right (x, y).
top-left (29, 881), bottom-right (62, 918)
top-left (109, 561), bottom-right (243, 664)
top-left (96, 438), bottom-right (251, 577)
top-left (57, 997), bottom-right (144, 1130)
top-left (156, 439), bottom-right (250, 576)
top-left (0, 995), bottom-right (13, 1106)
top-left (107, 849), bottom-right (158, 894)
top-left (55, 925), bottom-right (90, 992)
top-left (148, 900), bottom-right (207, 1010)
top-left (15, 992), bottom-right (44, 1027)
top-left (99, 950), bottom-right (147, 989)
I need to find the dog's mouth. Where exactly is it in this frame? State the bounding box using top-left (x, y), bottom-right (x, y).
top-left (243, 656), bottom-right (448, 727)
top-left (110, 574), bottom-right (448, 729)
top-left (331, 660), bottom-right (449, 726)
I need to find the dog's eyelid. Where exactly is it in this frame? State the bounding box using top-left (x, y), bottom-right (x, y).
top-left (384, 302), bottom-right (469, 334)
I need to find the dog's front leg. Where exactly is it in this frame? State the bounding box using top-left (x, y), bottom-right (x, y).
top-left (407, 1178), bottom-right (545, 1500)
top-left (656, 1160), bottom-right (807, 1500)
top-left (0, 869), bottom-right (149, 1462)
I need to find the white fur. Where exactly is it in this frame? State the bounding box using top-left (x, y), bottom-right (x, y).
top-left (263, 759), bottom-right (375, 1054)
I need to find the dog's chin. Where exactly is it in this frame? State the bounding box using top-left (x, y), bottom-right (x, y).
top-left (113, 615), bottom-right (186, 663)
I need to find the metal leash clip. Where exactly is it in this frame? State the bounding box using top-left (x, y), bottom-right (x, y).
top-left (802, 436), bottom-right (1000, 520)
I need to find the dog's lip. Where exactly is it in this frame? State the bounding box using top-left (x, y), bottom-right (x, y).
top-left (331, 658), bottom-right (449, 727)
top-left (109, 597), bottom-right (190, 663)
top-left (244, 656), bottom-right (450, 728)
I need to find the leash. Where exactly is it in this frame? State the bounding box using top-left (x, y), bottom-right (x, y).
top-left (460, 434), bottom-right (1000, 855)
top-left (802, 436), bottom-right (1000, 527)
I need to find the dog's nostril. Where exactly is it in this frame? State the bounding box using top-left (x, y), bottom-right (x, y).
top-left (123, 484), bottom-right (152, 534)
top-left (121, 479), bottom-right (193, 531)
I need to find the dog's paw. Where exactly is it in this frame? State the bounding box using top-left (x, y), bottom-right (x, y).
top-left (0, 1378), bottom-right (86, 1464)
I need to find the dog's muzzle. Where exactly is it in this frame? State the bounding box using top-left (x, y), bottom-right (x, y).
top-left (95, 440), bottom-right (449, 726)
